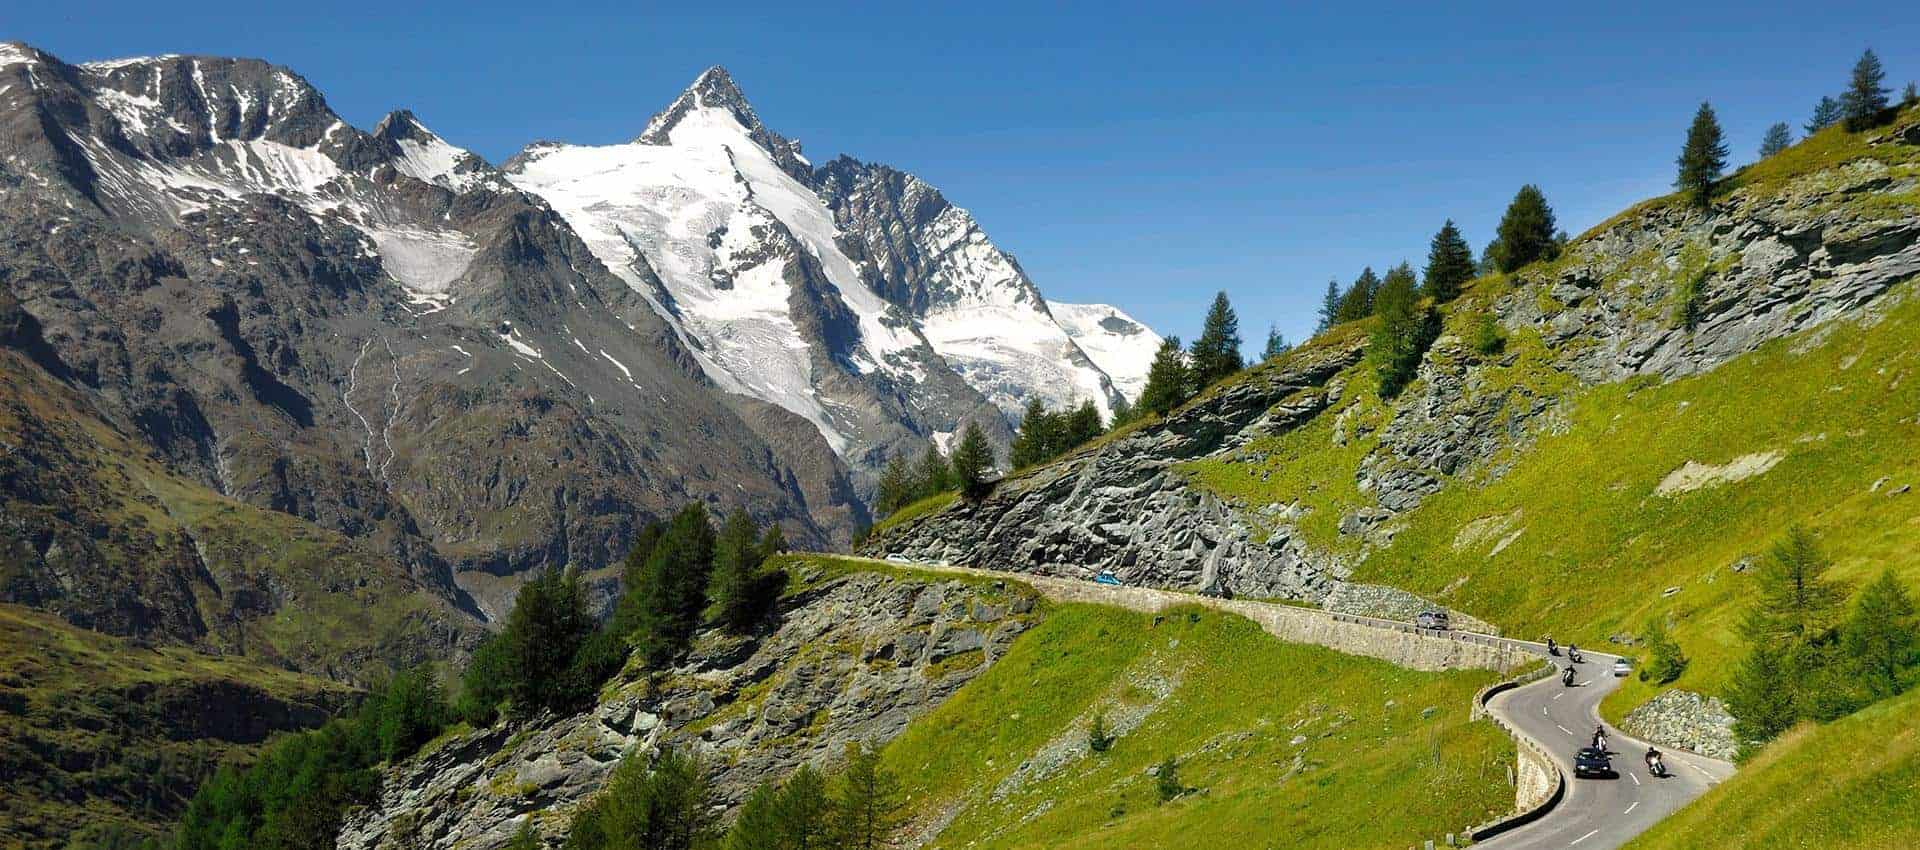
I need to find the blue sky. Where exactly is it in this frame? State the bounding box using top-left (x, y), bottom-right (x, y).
top-left (10, 2), bottom-right (1917, 350)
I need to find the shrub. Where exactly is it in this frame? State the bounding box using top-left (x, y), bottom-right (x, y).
top-left (1638, 619), bottom-right (1688, 685)
top-left (1154, 755), bottom-right (1182, 802)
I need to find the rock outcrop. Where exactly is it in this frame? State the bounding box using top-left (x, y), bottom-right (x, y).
top-left (1621, 689), bottom-right (1738, 760)
top-left (337, 569), bottom-right (1040, 850)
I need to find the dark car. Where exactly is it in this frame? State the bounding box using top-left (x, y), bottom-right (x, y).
top-left (1573, 747), bottom-right (1614, 779)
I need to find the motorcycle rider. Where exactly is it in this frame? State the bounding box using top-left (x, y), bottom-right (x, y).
top-left (1562, 666), bottom-right (1576, 686)
top-left (1568, 643), bottom-right (1583, 663)
top-left (1546, 636), bottom-right (1559, 656)
top-left (1592, 726), bottom-right (1609, 750)
top-left (1645, 745), bottom-right (1664, 775)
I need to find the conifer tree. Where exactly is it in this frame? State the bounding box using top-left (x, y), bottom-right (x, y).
top-left (1638, 618), bottom-right (1688, 685)
top-left (568, 747), bottom-right (713, 850)
top-left (775, 765), bottom-right (834, 850)
top-left (1725, 644), bottom-right (1797, 747)
top-left (915, 443), bottom-right (953, 495)
top-left (1335, 267), bottom-right (1380, 322)
top-left (1743, 525), bottom-right (1848, 645)
top-left (1805, 95), bottom-right (1842, 134)
top-left (1841, 570), bottom-right (1917, 700)
top-left (1493, 185), bottom-right (1558, 272)
top-left (505, 567), bottom-right (595, 716)
top-left (1108, 393), bottom-right (1134, 427)
top-left (1841, 48), bottom-right (1890, 131)
top-left (1369, 262), bottom-right (1437, 398)
top-left (611, 520), bottom-right (668, 638)
top-left (874, 455), bottom-right (914, 516)
top-left (1136, 336), bottom-right (1192, 416)
top-left (1675, 101), bottom-right (1729, 209)
top-left (1904, 81), bottom-right (1918, 108)
top-left (1421, 220), bottom-right (1475, 304)
top-left (758, 523), bottom-right (787, 558)
top-left (1758, 122), bottom-right (1792, 158)
top-left (1316, 279), bottom-right (1341, 331)
top-left (950, 421), bottom-right (995, 500)
top-left (708, 508), bottom-right (771, 634)
top-left (726, 782), bottom-right (783, 850)
top-left (1009, 399), bottom-right (1056, 469)
top-left (629, 503), bottom-right (717, 668)
top-left (1066, 399), bottom-right (1103, 447)
top-left (833, 742), bottom-right (904, 850)
top-left (1189, 291), bottom-right (1244, 387)
top-left (1262, 324), bottom-right (1290, 361)
top-left (1154, 756), bottom-right (1182, 802)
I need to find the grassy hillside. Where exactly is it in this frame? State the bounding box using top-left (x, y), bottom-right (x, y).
top-left (878, 600), bottom-right (1514, 849)
top-left (0, 602), bottom-right (355, 848)
top-left (1622, 685), bottom-right (1920, 849)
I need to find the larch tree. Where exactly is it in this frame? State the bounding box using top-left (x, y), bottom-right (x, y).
top-left (950, 421), bottom-right (995, 500)
top-left (1841, 570), bottom-right (1917, 700)
top-left (1421, 219), bottom-right (1475, 304)
top-left (1675, 101), bottom-right (1729, 209)
top-left (1758, 121), bottom-right (1793, 158)
top-left (1334, 267), bottom-right (1381, 322)
top-left (1369, 262), bottom-right (1437, 398)
top-left (1316, 278), bottom-right (1342, 331)
top-left (1262, 324), bottom-right (1290, 361)
top-left (1805, 95), bottom-right (1842, 134)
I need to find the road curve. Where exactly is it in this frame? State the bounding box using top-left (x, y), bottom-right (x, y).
top-left (1477, 647), bottom-right (1734, 850)
top-left (852, 556), bottom-right (1735, 849)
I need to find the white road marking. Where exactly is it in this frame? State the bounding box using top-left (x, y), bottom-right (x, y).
top-left (1571, 828), bottom-right (1599, 845)
top-left (1543, 706), bottom-right (1551, 716)
top-left (1629, 771), bottom-right (1641, 786)
top-left (1556, 724), bottom-right (1573, 735)
top-left (1553, 692), bottom-right (1564, 700)
top-left (1577, 680), bottom-right (1592, 687)
top-left (1625, 801), bottom-right (1639, 814)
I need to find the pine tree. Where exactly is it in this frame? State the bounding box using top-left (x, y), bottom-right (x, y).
top-left (914, 443), bottom-right (953, 496)
top-left (1421, 220), bottom-right (1475, 304)
top-left (950, 421), bottom-right (995, 500)
top-left (1805, 95), bottom-right (1842, 134)
top-left (1189, 291), bottom-right (1244, 387)
top-left (1758, 122), bottom-right (1793, 158)
top-left (569, 746), bottom-right (714, 850)
top-left (1841, 48), bottom-right (1890, 131)
top-left (1369, 263), bottom-right (1437, 398)
top-left (708, 508), bottom-right (770, 634)
top-left (1334, 267), bottom-right (1380, 322)
top-left (758, 524), bottom-right (788, 558)
top-left (611, 520), bottom-right (668, 638)
top-left (504, 567), bottom-right (595, 716)
top-left (833, 742), bottom-right (904, 850)
top-left (1904, 81), bottom-right (1919, 108)
top-left (1088, 712), bottom-right (1113, 754)
top-left (1064, 399), bottom-right (1102, 449)
top-left (1494, 185), bottom-right (1558, 272)
top-left (1108, 393), bottom-right (1134, 427)
top-left (1009, 399), bottom-right (1060, 468)
top-left (1742, 525), bottom-right (1849, 645)
top-left (874, 455), bottom-right (913, 516)
top-left (1136, 336), bottom-right (1192, 416)
top-left (1478, 239), bottom-right (1501, 275)
top-left (1841, 570), bottom-right (1917, 700)
top-left (1316, 279), bottom-right (1341, 331)
top-left (628, 503), bottom-right (717, 668)
top-left (774, 765), bottom-right (834, 850)
top-left (1675, 101), bottom-right (1729, 209)
top-left (1262, 324), bottom-right (1290, 361)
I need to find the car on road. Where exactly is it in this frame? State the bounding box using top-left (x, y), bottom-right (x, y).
top-left (1093, 570), bottom-right (1123, 586)
top-left (1573, 747), bottom-right (1614, 779)
top-left (1612, 658), bottom-right (1632, 677)
top-left (1415, 611), bottom-right (1451, 630)
top-left (884, 554), bottom-right (911, 564)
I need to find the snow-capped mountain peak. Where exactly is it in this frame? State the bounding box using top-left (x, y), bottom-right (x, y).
top-left (635, 65), bottom-right (812, 181)
top-left (372, 109), bottom-right (498, 192)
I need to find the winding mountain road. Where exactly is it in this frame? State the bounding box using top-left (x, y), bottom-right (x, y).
top-left (862, 557), bottom-right (1734, 849)
top-left (1476, 647), bottom-right (1734, 850)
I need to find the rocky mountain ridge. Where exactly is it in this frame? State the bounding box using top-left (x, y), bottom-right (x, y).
top-left (867, 110), bottom-right (1920, 627)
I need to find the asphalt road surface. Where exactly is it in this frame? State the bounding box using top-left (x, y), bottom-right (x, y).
top-left (1478, 648), bottom-right (1735, 850)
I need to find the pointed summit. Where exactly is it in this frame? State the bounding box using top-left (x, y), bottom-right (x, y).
top-left (633, 65), bottom-right (813, 183)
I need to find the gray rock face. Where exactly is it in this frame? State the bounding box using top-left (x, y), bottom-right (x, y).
top-left (336, 571), bottom-right (1041, 850)
top-left (868, 338), bottom-right (1367, 600)
top-left (1621, 689), bottom-right (1738, 760)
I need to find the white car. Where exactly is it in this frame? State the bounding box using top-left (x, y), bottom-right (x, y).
top-left (1612, 658), bottom-right (1632, 677)
top-left (885, 554), bottom-right (912, 564)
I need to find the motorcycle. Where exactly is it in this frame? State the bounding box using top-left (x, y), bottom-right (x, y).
top-left (1546, 637), bottom-right (1559, 656)
top-left (1591, 728), bottom-right (1609, 751)
top-left (1562, 667), bottom-right (1576, 687)
top-left (1568, 647), bottom-right (1584, 664)
top-left (1647, 755), bottom-right (1667, 777)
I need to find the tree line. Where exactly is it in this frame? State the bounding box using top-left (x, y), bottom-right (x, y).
top-left (1722, 526), bottom-right (1918, 754)
top-left (170, 503), bottom-right (795, 850)
top-left (541, 740), bottom-right (906, 850)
